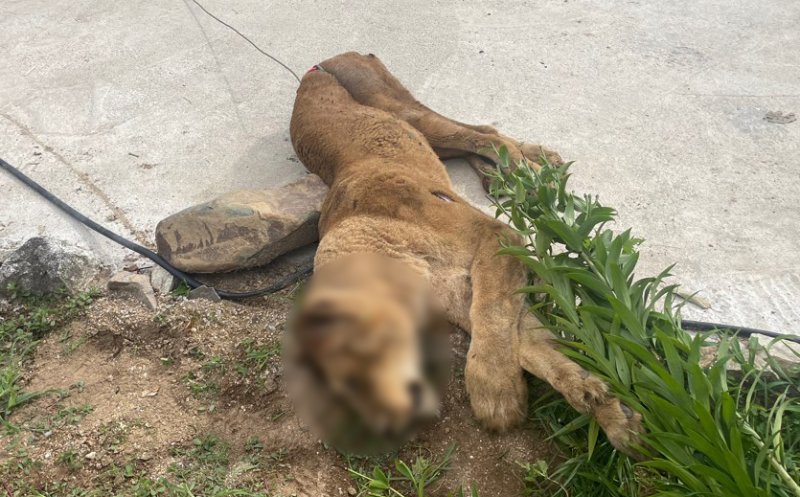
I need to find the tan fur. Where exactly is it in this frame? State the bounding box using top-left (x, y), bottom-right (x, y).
top-left (289, 52), bottom-right (642, 453)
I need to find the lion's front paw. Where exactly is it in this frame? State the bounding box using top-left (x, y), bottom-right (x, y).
top-left (518, 142), bottom-right (563, 167)
top-left (563, 370), bottom-right (610, 413)
top-left (560, 369), bottom-right (644, 458)
top-left (594, 398), bottom-right (645, 459)
top-left (465, 362), bottom-right (527, 431)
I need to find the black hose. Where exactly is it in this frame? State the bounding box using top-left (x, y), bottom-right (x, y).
top-left (1, 157), bottom-right (310, 299)
top-left (682, 319), bottom-right (799, 344)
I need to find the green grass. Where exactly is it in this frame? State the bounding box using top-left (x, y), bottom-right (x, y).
top-left (517, 459), bottom-right (571, 496)
top-left (0, 285), bottom-right (98, 430)
top-left (181, 338), bottom-right (281, 410)
top-left (3, 434), bottom-right (272, 497)
top-left (170, 281), bottom-right (192, 297)
top-left (54, 403), bottom-right (94, 424)
top-left (488, 151), bottom-right (800, 497)
top-left (25, 403), bottom-right (94, 435)
top-left (235, 339), bottom-right (280, 377)
top-left (184, 370), bottom-right (220, 398)
top-left (347, 445), bottom-right (480, 497)
top-left (59, 327), bottom-right (89, 355)
top-left (4, 434), bottom-right (271, 497)
top-left (58, 449), bottom-right (83, 473)
top-left (147, 434), bottom-right (267, 496)
top-left (0, 286), bottom-right (279, 497)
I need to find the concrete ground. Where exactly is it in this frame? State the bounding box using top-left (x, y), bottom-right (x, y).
top-left (1, 1), bottom-right (798, 337)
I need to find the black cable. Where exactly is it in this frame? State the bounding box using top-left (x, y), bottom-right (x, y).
top-left (186, 0), bottom-right (301, 84)
top-left (0, 157), bottom-right (310, 299)
top-left (682, 319), bottom-right (800, 344)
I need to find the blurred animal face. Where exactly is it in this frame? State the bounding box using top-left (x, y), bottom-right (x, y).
top-left (285, 256), bottom-right (448, 452)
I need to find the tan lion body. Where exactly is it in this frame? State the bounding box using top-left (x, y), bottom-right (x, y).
top-left (289, 52), bottom-right (641, 451)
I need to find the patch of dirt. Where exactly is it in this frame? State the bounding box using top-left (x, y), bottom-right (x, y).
top-left (1, 290), bottom-right (558, 496)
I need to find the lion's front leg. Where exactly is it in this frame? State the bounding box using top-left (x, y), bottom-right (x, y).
top-left (463, 230), bottom-right (529, 431)
top-left (518, 314), bottom-right (644, 457)
top-left (464, 335), bottom-right (528, 431)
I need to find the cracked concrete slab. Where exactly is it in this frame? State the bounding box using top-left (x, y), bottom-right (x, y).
top-left (1, 0), bottom-right (798, 338)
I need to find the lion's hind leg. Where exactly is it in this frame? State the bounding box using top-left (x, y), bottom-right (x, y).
top-left (317, 52), bottom-right (562, 189)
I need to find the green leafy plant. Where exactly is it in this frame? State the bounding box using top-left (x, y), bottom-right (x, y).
top-left (160, 434), bottom-right (266, 496)
top-left (57, 449), bottom-right (82, 473)
top-left (487, 151), bottom-right (800, 497)
top-left (235, 339), bottom-right (280, 376)
top-left (170, 281), bottom-right (191, 297)
top-left (347, 444), bottom-right (469, 497)
top-left (518, 459), bottom-right (570, 496)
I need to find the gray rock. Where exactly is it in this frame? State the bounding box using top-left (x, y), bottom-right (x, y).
top-left (108, 271), bottom-right (157, 310)
top-left (149, 265), bottom-right (176, 294)
top-left (0, 237), bottom-right (95, 296)
top-left (155, 174), bottom-right (328, 273)
top-left (188, 285), bottom-right (221, 302)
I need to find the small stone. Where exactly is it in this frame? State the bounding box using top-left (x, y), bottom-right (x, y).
top-left (347, 487), bottom-right (357, 496)
top-left (155, 174), bottom-right (328, 273)
top-left (138, 453), bottom-right (152, 461)
top-left (188, 285), bottom-right (221, 302)
top-left (149, 266), bottom-right (176, 294)
top-left (764, 111), bottom-right (797, 124)
top-left (108, 272), bottom-right (158, 310)
top-left (85, 451), bottom-right (96, 460)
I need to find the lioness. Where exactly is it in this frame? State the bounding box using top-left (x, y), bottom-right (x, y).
top-left (287, 52), bottom-right (641, 453)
